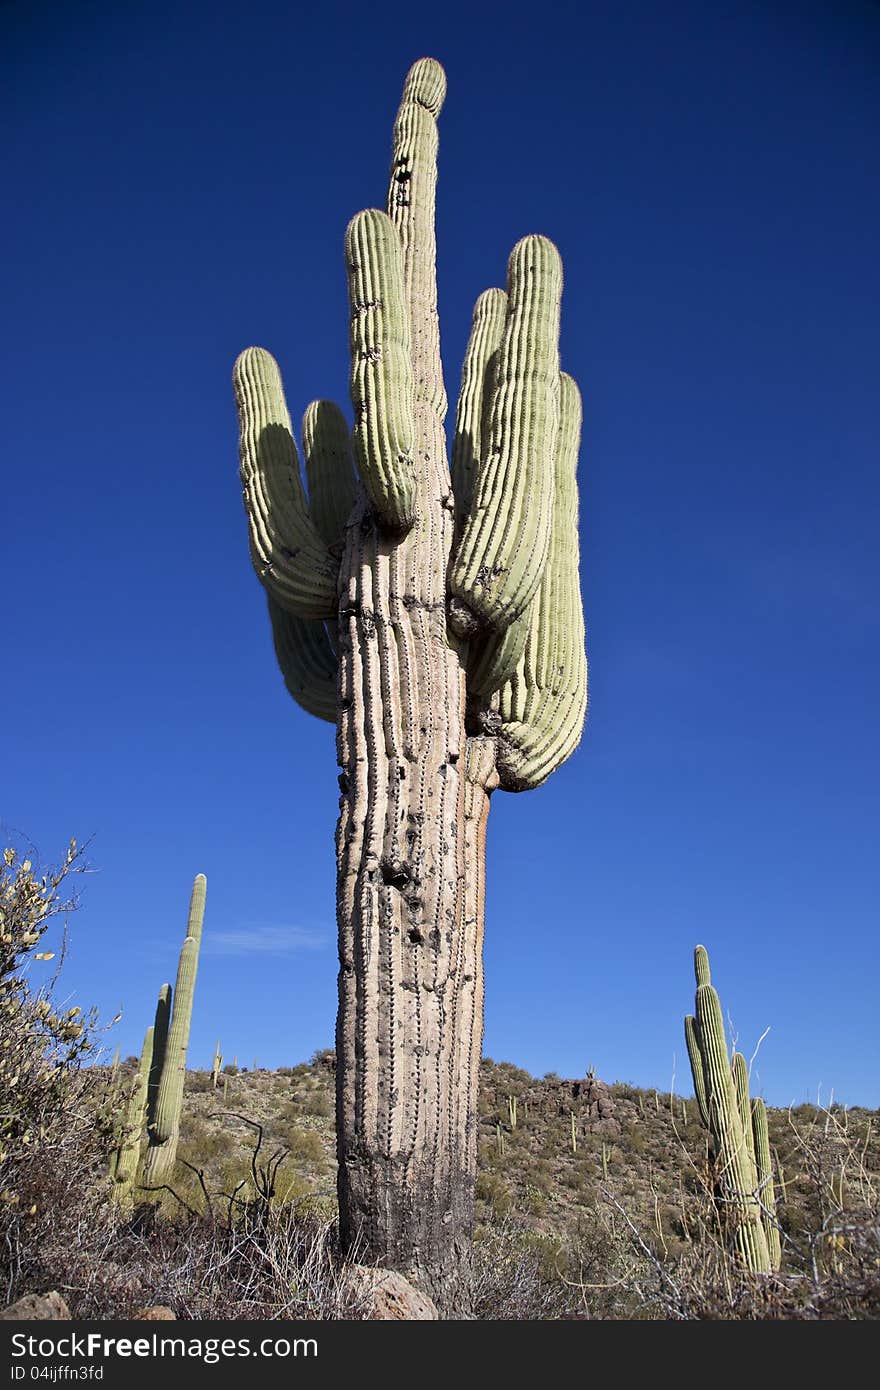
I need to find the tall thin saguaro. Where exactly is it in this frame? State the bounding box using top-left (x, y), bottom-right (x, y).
top-left (233, 59), bottom-right (587, 1313)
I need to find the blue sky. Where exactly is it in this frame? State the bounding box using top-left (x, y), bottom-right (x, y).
top-left (4, 0), bottom-right (878, 1108)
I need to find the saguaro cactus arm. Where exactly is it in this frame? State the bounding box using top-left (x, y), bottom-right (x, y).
top-left (492, 373), bottom-right (587, 789)
top-left (267, 595), bottom-right (337, 724)
top-left (146, 982), bottom-right (171, 1132)
top-left (234, 348), bottom-right (340, 618)
top-left (751, 1096), bottom-right (782, 1269)
top-left (111, 1024), bottom-right (153, 1205)
top-left (449, 237), bottom-right (563, 638)
top-left (450, 287), bottom-right (507, 527)
top-left (301, 401), bottom-right (357, 551)
top-left (684, 1013), bottom-right (710, 1128)
top-left (345, 209), bottom-right (416, 532)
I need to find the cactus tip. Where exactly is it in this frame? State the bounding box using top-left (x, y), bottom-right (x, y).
top-left (694, 944), bottom-right (711, 987)
top-left (402, 57), bottom-right (446, 117)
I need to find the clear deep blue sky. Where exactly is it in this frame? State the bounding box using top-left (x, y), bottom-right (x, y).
top-left (4, 0), bottom-right (878, 1108)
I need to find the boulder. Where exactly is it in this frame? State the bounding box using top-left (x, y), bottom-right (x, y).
top-left (345, 1266), bottom-right (438, 1320)
top-left (1, 1290), bottom-right (71, 1320)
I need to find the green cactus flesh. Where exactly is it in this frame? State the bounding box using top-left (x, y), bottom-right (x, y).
top-left (451, 287), bottom-right (507, 527)
top-left (234, 347), bottom-right (339, 619)
top-left (684, 1013), bottom-right (710, 1128)
top-left (732, 1051), bottom-right (759, 1174)
top-left (267, 593), bottom-right (337, 724)
top-left (751, 1096), bottom-right (782, 1270)
top-left (345, 209), bottom-right (416, 533)
top-left (690, 946), bottom-right (771, 1273)
top-left (494, 373), bottom-right (587, 790)
top-left (111, 1024), bottom-right (154, 1205)
top-left (302, 399), bottom-right (357, 552)
top-left (143, 875), bottom-right (206, 1185)
top-left (146, 982), bottom-right (171, 1132)
top-left (449, 236), bottom-right (562, 637)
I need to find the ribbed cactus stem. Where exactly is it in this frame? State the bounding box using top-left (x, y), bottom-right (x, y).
top-left (345, 209), bottom-right (416, 531)
top-left (451, 287), bottom-right (507, 526)
top-left (732, 1051), bottom-right (759, 1176)
top-left (494, 372), bottom-right (587, 789)
top-left (685, 1013), bottom-right (710, 1127)
top-left (301, 400), bottom-right (357, 551)
top-left (690, 945), bottom-right (771, 1273)
top-left (266, 594), bottom-right (337, 723)
top-left (694, 944), bottom-right (711, 988)
top-left (143, 875), bottom-right (206, 1186)
top-left (146, 983), bottom-right (171, 1131)
top-left (234, 348), bottom-right (339, 617)
top-left (752, 1097), bottom-right (782, 1270)
top-left (450, 236), bottom-right (562, 636)
top-left (111, 1025), bottom-right (154, 1207)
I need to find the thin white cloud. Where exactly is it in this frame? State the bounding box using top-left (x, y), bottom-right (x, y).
top-left (204, 924), bottom-right (329, 956)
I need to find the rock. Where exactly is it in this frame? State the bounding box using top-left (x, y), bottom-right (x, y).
top-left (1, 1291), bottom-right (71, 1320)
top-left (345, 1266), bottom-right (438, 1320)
top-left (134, 1306), bottom-right (176, 1320)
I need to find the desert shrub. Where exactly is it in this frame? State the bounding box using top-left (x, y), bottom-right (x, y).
top-left (185, 1070), bottom-right (215, 1093)
top-left (275, 1126), bottom-right (325, 1166)
top-left (309, 1048), bottom-right (336, 1071)
top-left (299, 1089), bottom-right (332, 1118)
top-left (0, 839), bottom-right (112, 1303)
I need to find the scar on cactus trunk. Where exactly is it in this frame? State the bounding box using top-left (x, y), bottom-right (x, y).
top-left (233, 59), bottom-right (587, 1315)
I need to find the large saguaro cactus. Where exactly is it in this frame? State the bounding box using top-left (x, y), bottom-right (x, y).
top-left (232, 59), bottom-right (587, 1313)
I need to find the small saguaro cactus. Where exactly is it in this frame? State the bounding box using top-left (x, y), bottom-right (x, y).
top-left (684, 945), bottom-right (779, 1273)
top-left (110, 1025), bottom-right (153, 1208)
top-left (211, 1040), bottom-right (223, 1089)
top-left (231, 58), bottom-right (587, 1312)
top-left (142, 875), bottom-right (207, 1186)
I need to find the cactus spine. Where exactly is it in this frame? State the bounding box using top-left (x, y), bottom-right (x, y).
top-left (684, 945), bottom-right (777, 1272)
top-left (232, 59), bottom-right (587, 1313)
top-left (142, 875), bottom-right (206, 1186)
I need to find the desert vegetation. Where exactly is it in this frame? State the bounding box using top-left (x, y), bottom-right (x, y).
top-left (2, 838), bottom-right (877, 1319)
